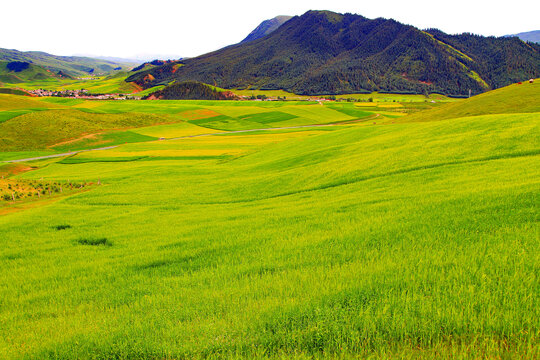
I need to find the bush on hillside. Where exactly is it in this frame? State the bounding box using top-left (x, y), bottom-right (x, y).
top-left (6, 62), bottom-right (30, 72)
top-left (143, 81), bottom-right (238, 100)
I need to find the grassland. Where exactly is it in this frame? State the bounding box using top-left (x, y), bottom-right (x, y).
top-left (0, 81), bottom-right (538, 359)
top-left (0, 110), bottom-right (167, 151)
top-left (401, 80), bottom-right (540, 122)
top-left (0, 96), bottom-right (389, 154)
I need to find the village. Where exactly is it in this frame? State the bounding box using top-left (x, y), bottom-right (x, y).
top-left (27, 88), bottom-right (130, 100)
top-left (25, 88), bottom-right (338, 102)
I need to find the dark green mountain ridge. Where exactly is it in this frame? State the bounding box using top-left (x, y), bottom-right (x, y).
top-left (127, 10), bottom-right (540, 96)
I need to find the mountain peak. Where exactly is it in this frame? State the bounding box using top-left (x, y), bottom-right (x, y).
top-left (305, 10), bottom-right (344, 23)
top-left (241, 15), bottom-right (293, 43)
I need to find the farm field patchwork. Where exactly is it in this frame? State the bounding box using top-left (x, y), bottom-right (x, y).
top-left (0, 97), bottom-right (388, 155)
top-left (0, 81), bottom-right (538, 359)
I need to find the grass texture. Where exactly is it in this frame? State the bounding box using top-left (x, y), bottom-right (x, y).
top-left (0, 81), bottom-right (538, 359)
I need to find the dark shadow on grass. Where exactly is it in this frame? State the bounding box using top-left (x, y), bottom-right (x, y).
top-left (53, 224), bottom-right (72, 230)
top-left (75, 238), bottom-right (112, 246)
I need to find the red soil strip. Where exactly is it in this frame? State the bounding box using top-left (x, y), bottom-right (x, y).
top-left (131, 83), bottom-right (143, 93)
top-left (0, 164), bottom-right (35, 177)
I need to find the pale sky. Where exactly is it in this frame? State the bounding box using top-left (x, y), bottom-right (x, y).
top-left (1, 0), bottom-right (538, 60)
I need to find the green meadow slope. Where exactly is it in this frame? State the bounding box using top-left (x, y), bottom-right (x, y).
top-left (0, 61), bottom-right (59, 84)
top-left (0, 84), bottom-right (538, 358)
top-left (401, 79), bottom-right (539, 122)
top-left (0, 110), bottom-right (166, 151)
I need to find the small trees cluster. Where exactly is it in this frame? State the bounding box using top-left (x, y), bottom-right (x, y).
top-left (0, 180), bottom-right (96, 203)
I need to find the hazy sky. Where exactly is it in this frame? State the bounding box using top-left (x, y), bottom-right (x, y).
top-left (2, 0), bottom-right (538, 60)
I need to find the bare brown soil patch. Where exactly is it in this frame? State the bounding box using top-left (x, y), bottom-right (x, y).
top-left (0, 197), bottom-right (59, 216)
top-left (0, 163), bottom-right (36, 178)
top-left (49, 133), bottom-right (100, 148)
top-left (130, 83), bottom-right (143, 93)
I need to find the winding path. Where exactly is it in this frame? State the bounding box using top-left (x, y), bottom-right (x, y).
top-left (2, 114), bottom-right (380, 163)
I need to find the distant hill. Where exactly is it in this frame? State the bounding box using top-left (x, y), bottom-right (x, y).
top-left (241, 16), bottom-right (293, 43)
top-left (127, 10), bottom-right (540, 96)
top-left (143, 81), bottom-right (238, 100)
top-left (0, 48), bottom-right (135, 76)
top-left (77, 54), bottom-right (183, 63)
top-left (505, 30), bottom-right (540, 44)
top-left (0, 61), bottom-right (58, 84)
top-left (82, 55), bottom-right (142, 64)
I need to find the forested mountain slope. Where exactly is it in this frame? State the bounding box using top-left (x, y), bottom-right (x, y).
top-left (127, 11), bottom-right (540, 96)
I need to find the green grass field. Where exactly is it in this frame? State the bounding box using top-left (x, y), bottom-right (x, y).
top-left (0, 81), bottom-right (538, 359)
top-left (0, 96), bottom-right (387, 154)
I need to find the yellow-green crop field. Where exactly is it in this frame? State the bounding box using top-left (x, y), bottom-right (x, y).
top-left (0, 81), bottom-right (538, 359)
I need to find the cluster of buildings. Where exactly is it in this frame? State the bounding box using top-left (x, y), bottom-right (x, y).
top-left (27, 89), bottom-right (129, 100)
top-left (238, 95), bottom-right (333, 102)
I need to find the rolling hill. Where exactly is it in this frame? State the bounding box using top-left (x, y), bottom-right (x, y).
top-left (401, 79), bottom-right (539, 122)
top-left (0, 106), bottom-right (166, 151)
top-left (0, 61), bottom-right (61, 84)
top-left (241, 16), bottom-right (293, 43)
top-left (127, 10), bottom-right (540, 96)
top-left (0, 48), bottom-right (136, 76)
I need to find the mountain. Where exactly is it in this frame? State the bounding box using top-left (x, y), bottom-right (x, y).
top-left (127, 10), bottom-right (540, 96)
top-left (0, 48), bottom-right (135, 76)
top-left (241, 16), bottom-right (293, 43)
top-left (130, 54), bottom-right (184, 63)
top-left (77, 54), bottom-right (183, 63)
top-left (75, 55), bottom-right (141, 64)
top-left (505, 30), bottom-right (540, 44)
top-left (131, 60), bottom-right (179, 72)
